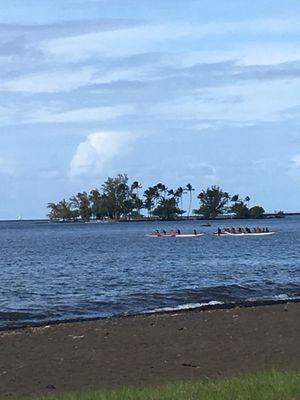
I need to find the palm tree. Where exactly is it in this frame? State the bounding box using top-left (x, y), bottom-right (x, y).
top-left (244, 196), bottom-right (250, 208)
top-left (196, 186), bottom-right (230, 219)
top-left (58, 199), bottom-right (74, 221)
top-left (186, 183), bottom-right (195, 218)
top-left (131, 181), bottom-right (142, 198)
top-left (156, 182), bottom-right (167, 200)
top-left (47, 202), bottom-right (59, 220)
top-left (231, 194), bottom-right (239, 203)
top-left (131, 181), bottom-right (142, 216)
top-left (175, 187), bottom-right (185, 216)
top-left (70, 192), bottom-right (91, 222)
top-left (151, 185), bottom-right (160, 207)
top-left (143, 187), bottom-right (156, 217)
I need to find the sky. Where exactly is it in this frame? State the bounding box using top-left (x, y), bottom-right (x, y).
top-left (1, 0), bottom-right (300, 219)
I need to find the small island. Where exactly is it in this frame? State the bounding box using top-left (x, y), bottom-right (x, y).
top-left (47, 173), bottom-right (272, 222)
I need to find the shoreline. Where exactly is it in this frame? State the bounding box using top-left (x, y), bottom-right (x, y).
top-left (1, 303), bottom-right (300, 399)
top-left (0, 213), bottom-right (295, 223)
top-left (1, 297), bottom-right (300, 332)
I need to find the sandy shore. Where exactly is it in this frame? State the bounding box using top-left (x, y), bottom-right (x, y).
top-left (0, 302), bottom-right (299, 399)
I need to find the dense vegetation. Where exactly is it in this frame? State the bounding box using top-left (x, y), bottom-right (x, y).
top-left (47, 174), bottom-right (266, 222)
top-left (35, 371), bottom-right (300, 400)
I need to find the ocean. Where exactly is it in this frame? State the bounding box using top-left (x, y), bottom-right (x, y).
top-left (0, 217), bottom-right (299, 328)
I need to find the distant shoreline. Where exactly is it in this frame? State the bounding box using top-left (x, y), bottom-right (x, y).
top-left (2, 212), bottom-right (300, 223)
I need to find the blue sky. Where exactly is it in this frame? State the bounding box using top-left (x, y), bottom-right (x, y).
top-left (1, 0), bottom-right (300, 218)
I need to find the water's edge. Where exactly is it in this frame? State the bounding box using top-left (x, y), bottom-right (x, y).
top-left (1, 298), bottom-right (299, 332)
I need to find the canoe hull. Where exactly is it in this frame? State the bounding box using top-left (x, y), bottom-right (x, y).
top-left (147, 233), bottom-right (204, 238)
top-left (223, 232), bottom-right (275, 237)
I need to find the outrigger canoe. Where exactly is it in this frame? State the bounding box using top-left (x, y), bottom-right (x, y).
top-left (147, 233), bottom-right (204, 238)
top-left (216, 231), bottom-right (275, 237)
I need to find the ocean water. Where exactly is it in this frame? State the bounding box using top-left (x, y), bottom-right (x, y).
top-left (0, 217), bottom-right (299, 328)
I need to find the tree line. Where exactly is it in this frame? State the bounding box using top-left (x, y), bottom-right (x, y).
top-left (47, 174), bottom-right (265, 222)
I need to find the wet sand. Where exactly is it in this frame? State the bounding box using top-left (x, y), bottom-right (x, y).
top-left (0, 302), bottom-right (299, 399)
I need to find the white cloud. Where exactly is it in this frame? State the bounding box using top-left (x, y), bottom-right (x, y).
top-left (151, 78), bottom-right (300, 126)
top-left (27, 105), bottom-right (134, 124)
top-left (1, 67), bottom-right (97, 93)
top-left (42, 24), bottom-right (193, 62)
top-left (195, 121), bottom-right (256, 131)
top-left (41, 18), bottom-right (300, 63)
top-left (176, 44), bottom-right (300, 69)
top-left (236, 44), bottom-right (300, 66)
top-left (69, 131), bottom-right (134, 177)
top-left (0, 104), bottom-right (134, 126)
top-left (291, 154), bottom-right (300, 168)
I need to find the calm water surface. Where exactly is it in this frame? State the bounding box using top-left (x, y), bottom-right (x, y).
top-left (0, 218), bottom-right (299, 328)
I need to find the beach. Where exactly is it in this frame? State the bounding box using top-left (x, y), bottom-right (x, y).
top-left (0, 302), bottom-right (299, 399)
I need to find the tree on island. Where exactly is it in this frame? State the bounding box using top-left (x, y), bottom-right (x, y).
top-left (47, 199), bottom-right (75, 221)
top-left (175, 186), bottom-right (185, 215)
top-left (231, 194), bottom-right (239, 203)
top-left (230, 201), bottom-right (250, 219)
top-left (89, 189), bottom-right (107, 220)
top-left (143, 187), bottom-right (156, 217)
top-left (101, 174), bottom-right (134, 220)
top-left (244, 196), bottom-right (250, 208)
top-left (70, 192), bottom-right (92, 222)
top-left (249, 206), bottom-right (265, 218)
top-left (153, 198), bottom-right (183, 219)
top-left (229, 195), bottom-right (250, 219)
top-left (131, 181), bottom-right (143, 217)
top-left (229, 196), bottom-right (264, 219)
top-left (186, 183), bottom-right (195, 219)
top-left (194, 186), bottom-right (230, 219)
top-left (155, 182), bottom-right (168, 200)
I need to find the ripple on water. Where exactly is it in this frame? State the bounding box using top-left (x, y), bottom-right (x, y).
top-left (0, 218), bottom-right (299, 328)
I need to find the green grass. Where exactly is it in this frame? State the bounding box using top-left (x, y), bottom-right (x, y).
top-left (36, 371), bottom-right (300, 400)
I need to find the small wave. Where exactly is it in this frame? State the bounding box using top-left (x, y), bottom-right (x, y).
top-left (0, 311), bottom-right (38, 321)
top-left (246, 293), bottom-right (300, 302)
top-left (146, 300), bottom-right (224, 314)
top-left (273, 294), bottom-right (291, 300)
top-left (0, 310), bottom-right (56, 324)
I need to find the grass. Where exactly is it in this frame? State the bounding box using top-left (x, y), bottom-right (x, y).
top-left (35, 371), bottom-right (300, 400)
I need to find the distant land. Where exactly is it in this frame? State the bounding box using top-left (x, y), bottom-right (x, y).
top-left (2, 212), bottom-right (300, 223)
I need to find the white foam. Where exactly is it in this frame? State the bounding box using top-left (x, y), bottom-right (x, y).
top-left (247, 294), bottom-right (299, 302)
top-left (146, 300), bottom-right (224, 314)
top-left (273, 294), bottom-right (300, 301)
top-left (273, 294), bottom-right (289, 300)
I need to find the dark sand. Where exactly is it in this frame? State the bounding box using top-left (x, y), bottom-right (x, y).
top-left (0, 302), bottom-right (299, 399)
